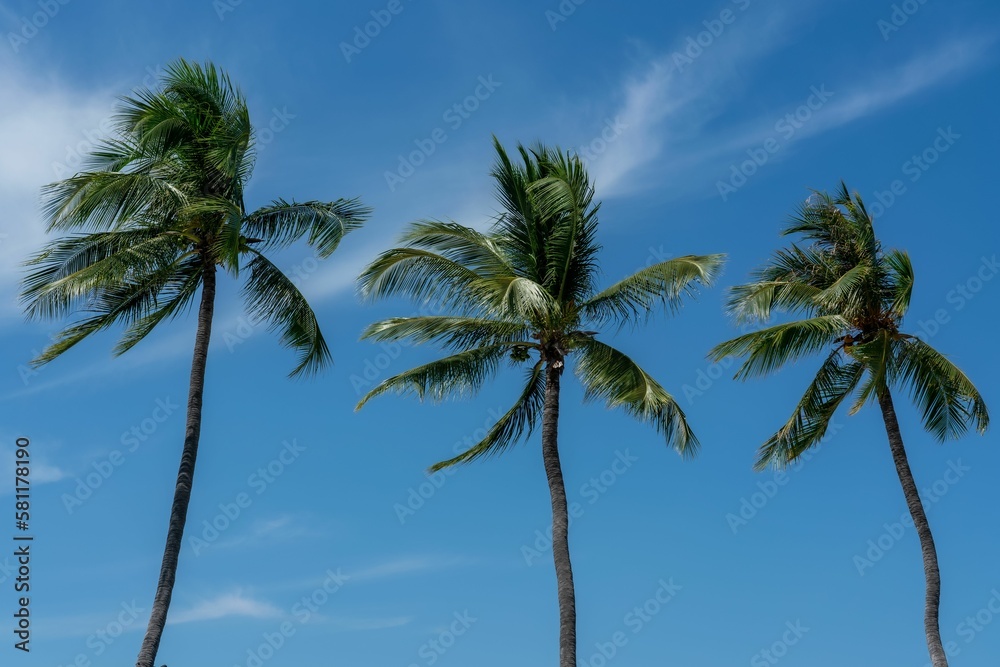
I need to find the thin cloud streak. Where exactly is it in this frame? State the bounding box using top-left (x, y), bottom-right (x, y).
top-left (168, 591), bottom-right (283, 625)
top-left (585, 19), bottom-right (995, 199)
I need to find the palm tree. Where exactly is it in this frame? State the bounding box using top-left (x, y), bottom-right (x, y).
top-left (20, 60), bottom-right (370, 667)
top-left (709, 183), bottom-right (989, 667)
top-left (357, 139), bottom-right (723, 667)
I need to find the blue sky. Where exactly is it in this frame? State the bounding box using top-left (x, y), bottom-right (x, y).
top-left (1, 0), bottom-right (999, 665)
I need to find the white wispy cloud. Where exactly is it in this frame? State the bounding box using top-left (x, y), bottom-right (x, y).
top-left (0, 61), bottom-right (118, 318)
top-left (571, 9), bottom-right (995, 199)
top-left (0, 437), bottom-right (68, 492)
top-left (583, 3), bottom-right (809, 196)
top-left (1, 327), bottom-right (193, 400)
top-left (209, 514), bottom-right (325, 552)
top-left (350, 555), bottom-right (470, 582)
top-left (168, 591), bottom-right (283, 625)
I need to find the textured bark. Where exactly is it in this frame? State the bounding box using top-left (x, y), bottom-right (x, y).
top-left (541, 361), bottom-right (577, 667)
top-left (135, 260), bottom-right (216, 667)
top-left (878, 390), bottom-right (949, 667)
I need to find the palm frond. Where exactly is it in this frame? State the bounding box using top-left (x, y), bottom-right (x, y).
top-left (529, 151), bottom-right (601, 303)
top-left (242, 250), bottom-right (332, 377)
top-left (242, 198), bottom-right (370, 257)
top-left (355, 343), bottom-right (515, 408)
top-left (884, 249), bottom-right (913, 317)
top-left (114, 258), bottom-right (204, 354)
top-left (21, 229), bottom-right (182, 319)
top-left (31, 252), bottom-right (195, 366)
top-left (430, 362), bottom-right (546, 471)
top-left (42, 171), bottom-right (185, 233)
top-left (361, 316), bottom-right (531, 352)
top-left (726, 280), bottom-right (822, 324)
top-left (576, 340), bottom-right (698, 455)
top-left (755, 350), bottom-right (865, 470)
top-left (583, 254), bottom-right (725, 325)
top-left (398, 220), bottom-right (513, 277)
top-left (892, 337), bottom-right (990, 440)
top-left (845, 330), bottom-right (893, 413)
top-left (357, 247), bottom-right (489, 311)
top-left (709, 315), bottom-right (850, 380)
top-left (814, 263), bottom-right (871, 314)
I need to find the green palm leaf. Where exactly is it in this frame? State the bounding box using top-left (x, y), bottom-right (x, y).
top-left (892, 337), bottom-right (990, 440)
top-left (755, 350), bottom-right (865, 470)
top-left (362, 316), bottom-right (530, 351)
top-left (583, 254), bottom-right (725, 325)
top-left (242, 198), bottom-right (371, 257)
top-left (709, 315), bottom-right (850, 380)
top-left (242, 251), bottom-right (332, 377)
top-left (356, 343), bottom-right (516, 408)
top-left (430, 361), bottom-right (546, 471)
top-left (576, 340), bottom-right (697, 455)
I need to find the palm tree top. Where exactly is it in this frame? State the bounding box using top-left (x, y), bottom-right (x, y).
top-left (357, 138), bottom-right (725, 468)
top-left (20, 58), bottom-right (371, 377)
top-left (711, 182), bottom-right (988, 469)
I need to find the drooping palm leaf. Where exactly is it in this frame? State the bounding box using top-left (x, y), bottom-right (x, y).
top-left (583, 254), bottom-right (724, 326)
top-left (430, 361), bottom-right (546, 471)
top-left (576, 339), bottom-right (698, 455)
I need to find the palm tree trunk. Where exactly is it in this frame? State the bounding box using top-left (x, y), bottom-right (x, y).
top-left (541, 360), bottom-right (577, 667)
top-left (877, 389), bottom-right (949, 667)
top-left (135, 260), bottom-right (217, 667)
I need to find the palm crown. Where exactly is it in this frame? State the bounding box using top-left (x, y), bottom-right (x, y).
top-left (21, 59), bottom-right (369, 375)
top-left (711, 182), bottom-right (988, 469)
top-left (358, 139), bottom-right (724, 468)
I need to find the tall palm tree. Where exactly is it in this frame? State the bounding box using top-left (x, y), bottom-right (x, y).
top-left (709, 183), bottom-right (989, 667)
top-left (357, 139), bottom-right (723, 667)
top-left (20, 60), bottom-right (370, 667)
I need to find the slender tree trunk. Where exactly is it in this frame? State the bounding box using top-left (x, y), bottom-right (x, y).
top-left (541, 360), bottom-right (577, 667)
top-left (135, 260), bottom-right (216, 667)
top-left (878, 390), bottom-right (949, 667)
